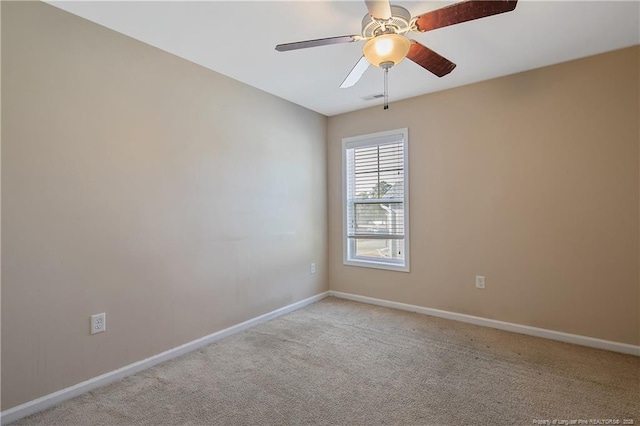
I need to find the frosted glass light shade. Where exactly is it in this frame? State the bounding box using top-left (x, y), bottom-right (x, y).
top-left (363, 34), bottom-right (411, 68)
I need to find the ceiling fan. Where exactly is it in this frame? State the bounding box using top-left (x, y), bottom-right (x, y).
top-left (276, 0), bottom-right (518, 108)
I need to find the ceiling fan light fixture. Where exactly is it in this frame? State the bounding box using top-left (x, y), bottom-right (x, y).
top-left (362, 33), bottom-right (411, 68)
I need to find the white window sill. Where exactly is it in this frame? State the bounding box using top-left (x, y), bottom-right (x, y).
top-left (343, 258), bottom-right (410, 273)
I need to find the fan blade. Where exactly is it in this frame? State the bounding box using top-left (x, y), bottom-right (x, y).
top-left (340, 56), bottom-right (370, 88)
top-left (406, 41), bottom-right (456, 77)
top-left (414, 0), bottom-right (518, 32)
top-left (365, 0), bottom-right (392, 20)
top-left (275, 35), bottom-right (359, 52)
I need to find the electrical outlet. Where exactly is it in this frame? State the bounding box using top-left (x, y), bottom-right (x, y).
top-left (91, 313), bottom-right (106, 334)
top-left (476, 276), bottom-right (486, 289)
top-left (310, 263), bottom-right (316, 274)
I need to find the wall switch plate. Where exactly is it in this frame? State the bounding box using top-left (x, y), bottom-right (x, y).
top-left (476, 276), bottom-right (486, 289)
top-left (310, 263), bottom-right (316, 274)
top-left (91, 313), bottom-right (106, 334)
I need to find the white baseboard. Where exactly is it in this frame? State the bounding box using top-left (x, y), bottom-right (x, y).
top-left (0, 291), bottom-right (329, 425)
top-left (329, 290), bottom-right (640, 357)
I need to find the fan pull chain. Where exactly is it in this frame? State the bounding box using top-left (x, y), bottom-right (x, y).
top-left (383, 67), bottom-right (389, 110)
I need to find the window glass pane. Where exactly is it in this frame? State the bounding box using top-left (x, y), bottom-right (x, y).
top-left (350, 202), bottom-right (404, 236)
top-left (354, 238), bottom-right (404, 260)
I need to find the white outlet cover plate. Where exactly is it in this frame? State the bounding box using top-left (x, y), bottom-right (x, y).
top-left (91, 313), bottom-right (106, 334)
top-left (476, 276), bottom-right (486, 289)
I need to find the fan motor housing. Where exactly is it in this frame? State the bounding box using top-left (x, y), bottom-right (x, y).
top-left (361, 5), bottom-right (412, 37)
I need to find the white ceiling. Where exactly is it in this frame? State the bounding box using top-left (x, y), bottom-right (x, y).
top-left (48, 1), bottom-right (640, 116)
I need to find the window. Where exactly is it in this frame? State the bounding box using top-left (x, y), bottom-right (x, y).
top-left (342, 128), bottom-right (409, 272)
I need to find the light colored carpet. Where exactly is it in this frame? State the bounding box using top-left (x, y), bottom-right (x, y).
top-left (12, 297), bottom-right (640, 425)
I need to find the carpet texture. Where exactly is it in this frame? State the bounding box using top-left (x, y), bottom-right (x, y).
top-left (12, 297), bottom-right (640, 425)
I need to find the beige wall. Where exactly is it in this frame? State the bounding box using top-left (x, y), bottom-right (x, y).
top-left (328, 46), bottom-right (640, 346)
top-left (1, 2), bottom-right (327, 410)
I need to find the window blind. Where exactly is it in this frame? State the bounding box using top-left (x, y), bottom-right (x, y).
top-left (346, 138), bottom-right (405, 240)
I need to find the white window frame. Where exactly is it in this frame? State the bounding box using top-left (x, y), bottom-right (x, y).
top-left (342, 128), bottom-right (410, 272)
